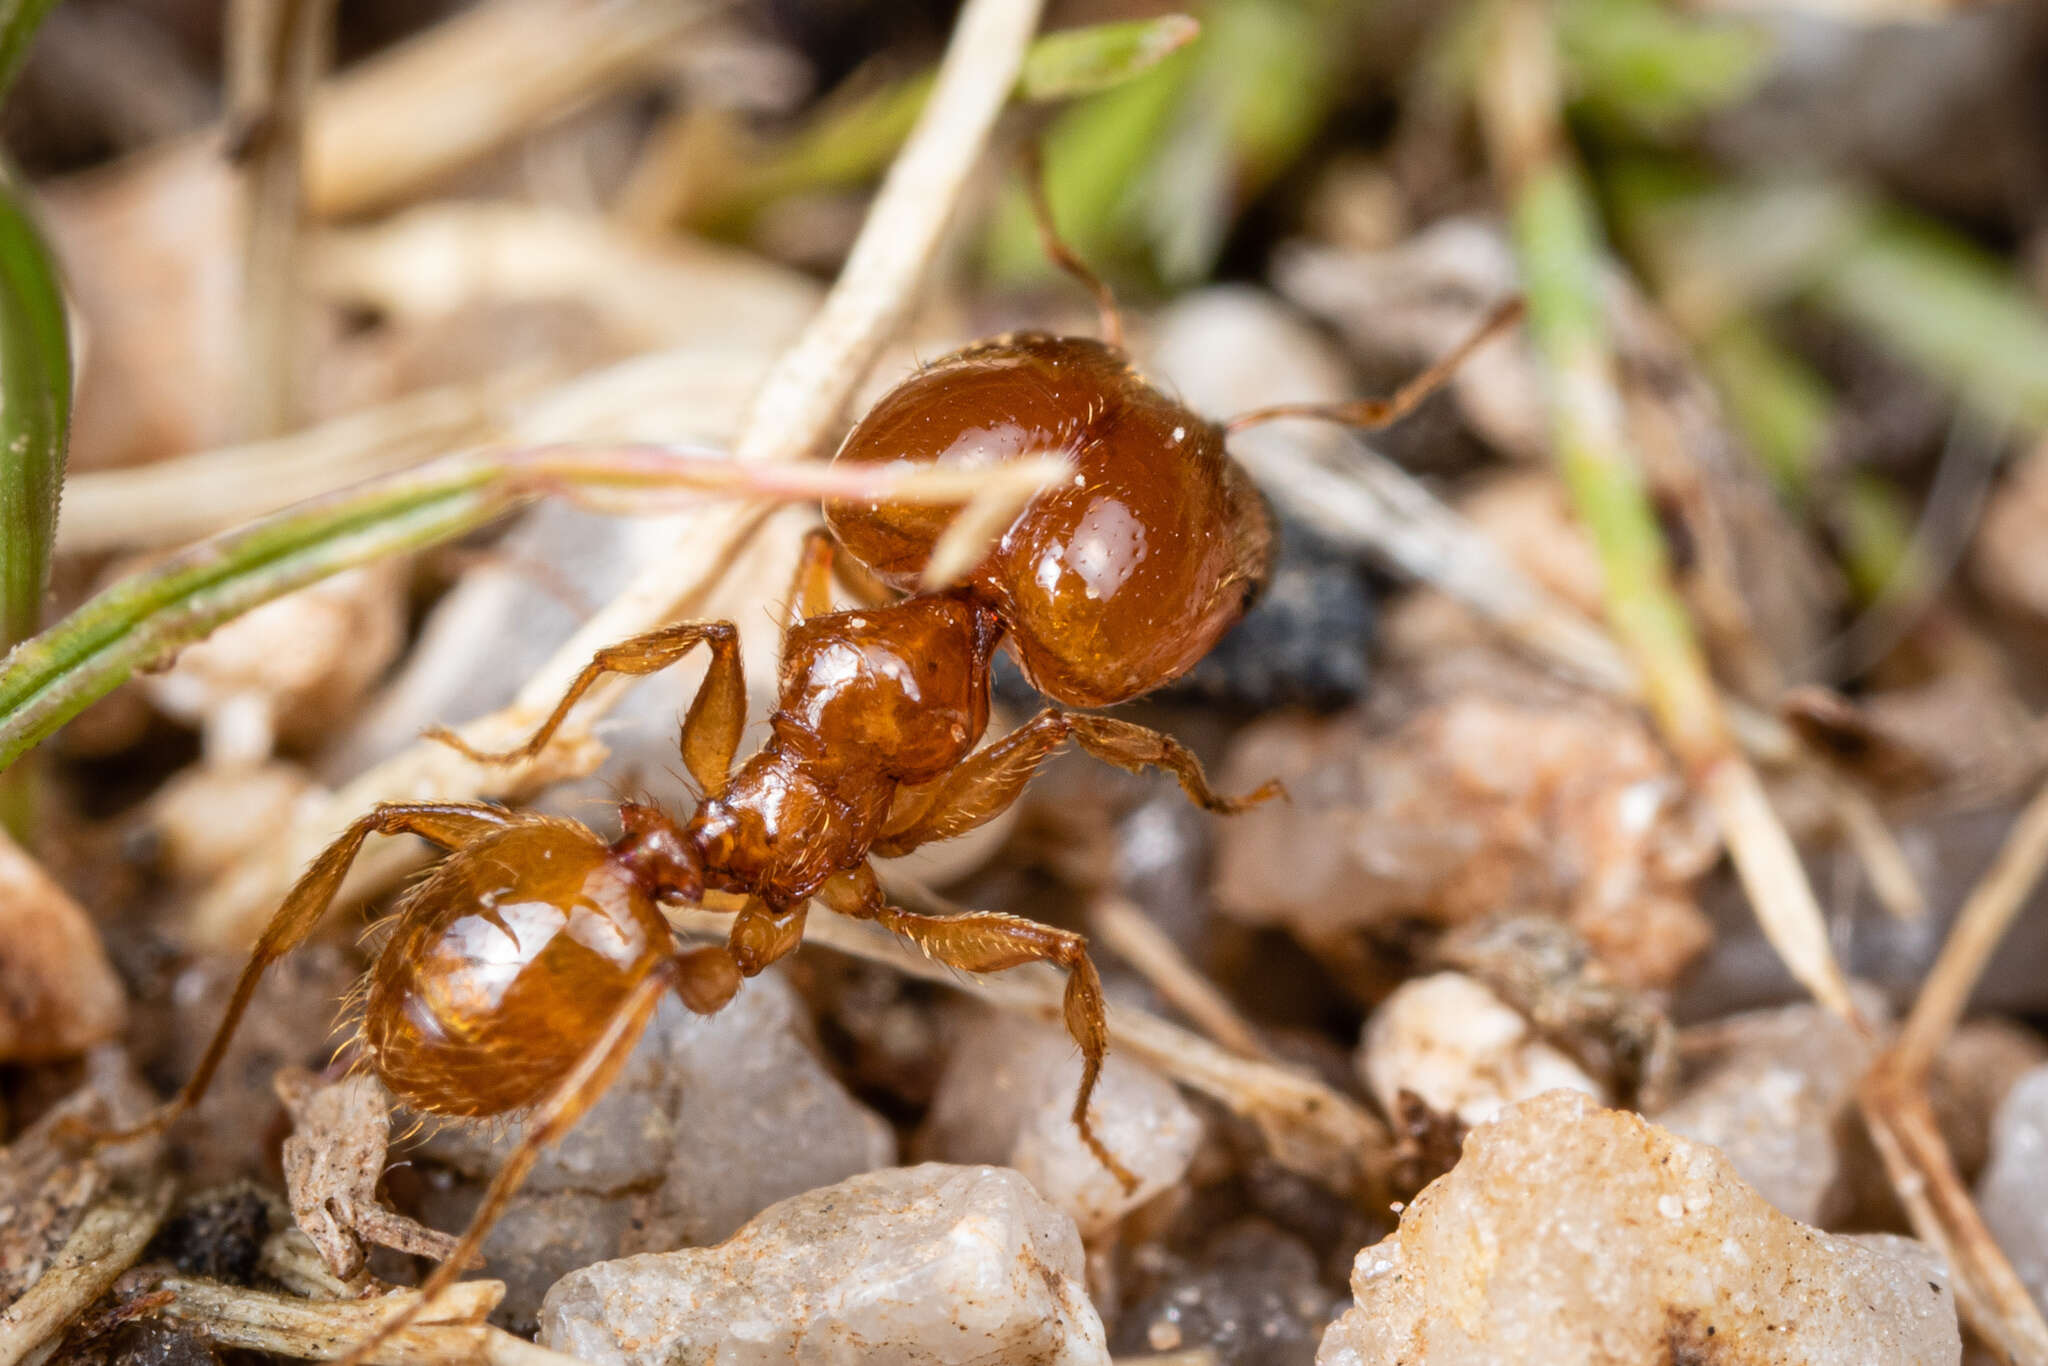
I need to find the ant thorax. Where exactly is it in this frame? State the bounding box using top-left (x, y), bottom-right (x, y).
top-left (685, 594), bottom-right (998, 906)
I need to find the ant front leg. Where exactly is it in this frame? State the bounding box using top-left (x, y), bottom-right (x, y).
top-left (64, 803), bottom-right (521, 1150)
top-left (729, 898), bottom-right (807, 976)
top-left (427, 620), bottom-right (745, 797)
top-left (873, 709), bottom-right (1280, 857)
top-left (336, 954), bottom-right (685, 1366)
top-left (817, 864), bottom-right (1137, 1193)
top-left (781, 529), bottom-right (838, 633)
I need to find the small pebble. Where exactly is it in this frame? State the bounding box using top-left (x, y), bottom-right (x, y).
top-left (1358, 973), bottom-right (1604, 1127)
top-left (1316, 1090), bottom-right (1960, 1365)
top-left (1114, 1221), bottom-right (1344, 1366)
top-left (921, 1007), bottom-right (1202, 1238)
top-left (538, 1163), bottom-right (1109, 1366)
top-left (1976, 1063), bottom-right (2048, 1314)
top-left (1653, 997), bottom-right (1879, 1225)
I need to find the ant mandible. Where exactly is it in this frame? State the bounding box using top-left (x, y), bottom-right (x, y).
top-left (81, 161), bottom-right (1520, 1362)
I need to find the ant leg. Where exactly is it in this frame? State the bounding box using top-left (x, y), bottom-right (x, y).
top-left (1223, 296), bottom-right (1525, 434)
top-left (818, 863), bottom-right (1137, 1192)
top-left (873, 710), bottom-right (1279, 857)
top-left (729, 898), bottom-right (807, 976)
top-left (335, 955), bottom-right (683, 1366)
top-left (66, 803), bottom-right (520, 1149)
top-left (672, 943), bottom-right (744, 1014)
top-left (427, 620), bottom-right (745, 797)
top-left (780, 529), bottom-right (837, 633)
top-left (1021, 138), bottom-right (1123, 349)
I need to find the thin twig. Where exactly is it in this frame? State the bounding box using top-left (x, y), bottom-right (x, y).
top-left (193, 0), bottom-right (1048, 944)
top-left (1089, 893), bottom-right (1273, 1062)
top-left (1858, 1071), bottom-right (2048, 1365)
top-left (1893, 773), bottom-right (2048, 1080)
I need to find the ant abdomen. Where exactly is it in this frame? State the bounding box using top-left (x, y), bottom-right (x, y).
top-left (363, 819), bottom-right (670, 1119)
top-left (826, 333), bottom-right (1271, 707)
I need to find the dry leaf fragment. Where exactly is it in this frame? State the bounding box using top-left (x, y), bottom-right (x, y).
top-left (274, 1068), bottom-right (465, 1280)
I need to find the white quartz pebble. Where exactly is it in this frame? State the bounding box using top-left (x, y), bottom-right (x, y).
top-left (1358, 972), bottom-right (1604, 1126)
top-left (921, 1008), bottom-right (1202, 1238)
top-left (1317, 1090), bottom-right (1960, 1366)
top-left (539, 1163), bottom-right (1110, 1366)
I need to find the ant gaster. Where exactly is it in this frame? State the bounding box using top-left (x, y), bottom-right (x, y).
top-left (81, 165), bottom-right (1520, 1363)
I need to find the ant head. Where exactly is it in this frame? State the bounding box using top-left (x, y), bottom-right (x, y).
top-left (610, 801), bottom-right (704, 903)
top-left (827, 335), bottom-right (1273, 706)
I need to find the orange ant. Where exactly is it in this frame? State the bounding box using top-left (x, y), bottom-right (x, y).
top-left (75, 164), bottom-right (1519, 1362)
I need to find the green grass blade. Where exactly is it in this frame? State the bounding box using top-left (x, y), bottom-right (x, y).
top-left (0, 179), bottom-right (70, 652)
top-left (0, 444), bottom-right (1054, 772)
top-left (1019, 14), bottom-right (1201, 101)
top-left (1816, 209), bottom-right (2048, 435)
top-left (694, 15), bottom-right (1198, 235)
top-left (0, 461), bottom-right (510, 772)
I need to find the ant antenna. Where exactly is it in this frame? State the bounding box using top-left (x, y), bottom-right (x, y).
top-left (1021, 139), bottom-right (1125, 350)
top-left (1224, 297), bottom-right (1526, 434)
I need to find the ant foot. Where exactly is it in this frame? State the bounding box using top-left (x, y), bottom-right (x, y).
top-left (422, 725), bottom-right (528, 766)
top-left (49, 1109), bottom-right (164, 1154)
top-left (1083, 1122), bottom-right (1142, 1196)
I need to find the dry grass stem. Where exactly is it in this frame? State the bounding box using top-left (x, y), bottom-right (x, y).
top-left (58, 377), bottom-right (529, 553)
top-left (919, 468), bottom-right (1060, 590)
top-left (1822, 770), bottom-right (1927, 921)
top-left (1895, 773), bottom-right (2048, 1078)
top-left (195, 0), bottom-right (1049, 944)
top-left (159, 1276), bottom-right (539, 1366)
top-left (226, 0), bottom-right (332, 437)
top-left (304, 0), bottom-right (715, 218)
top-left (0, 1182), bottom-right (172, 1366)
top-left (1699, 760), bottom-right (1860, 1019)
top-left (1477, 0), bottom-right (2041, 1347)
top-left (1089, 893), bottom-right (1273, 1062)
top-left (672, 903), bottom-right (1393, 1197)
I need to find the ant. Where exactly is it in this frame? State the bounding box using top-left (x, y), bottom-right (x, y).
top-left (74, 162), bottom-right (1519, 1362)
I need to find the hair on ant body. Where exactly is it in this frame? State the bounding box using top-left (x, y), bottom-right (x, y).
top-left (74, 162), bottom-right (1520, 1365)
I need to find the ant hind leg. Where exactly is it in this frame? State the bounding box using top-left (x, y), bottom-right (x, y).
top-left (427, 619), bottom-right (746, 797)
top-left (817, 864), bottom-right (1138, 1192)
top-left (335, 954), bottom-right (684, 1366)
top-left (65, 802), bottom-right (521, 1150)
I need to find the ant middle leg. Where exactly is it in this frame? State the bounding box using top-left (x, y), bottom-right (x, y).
top-left (67, 803), bottom-right (523, 1149)
top-left (816, 863), bottom-right (1137, 1191)
top-left (335, 952), bottom-right (685, 1366)
top-left (427, 619), bottom-right (745, 797)
top-left (873, 709), bottom-right (1280, 857)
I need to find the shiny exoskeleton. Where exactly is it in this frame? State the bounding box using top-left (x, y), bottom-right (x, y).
top-left (83, 177), bottom-right (1520, 1366)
